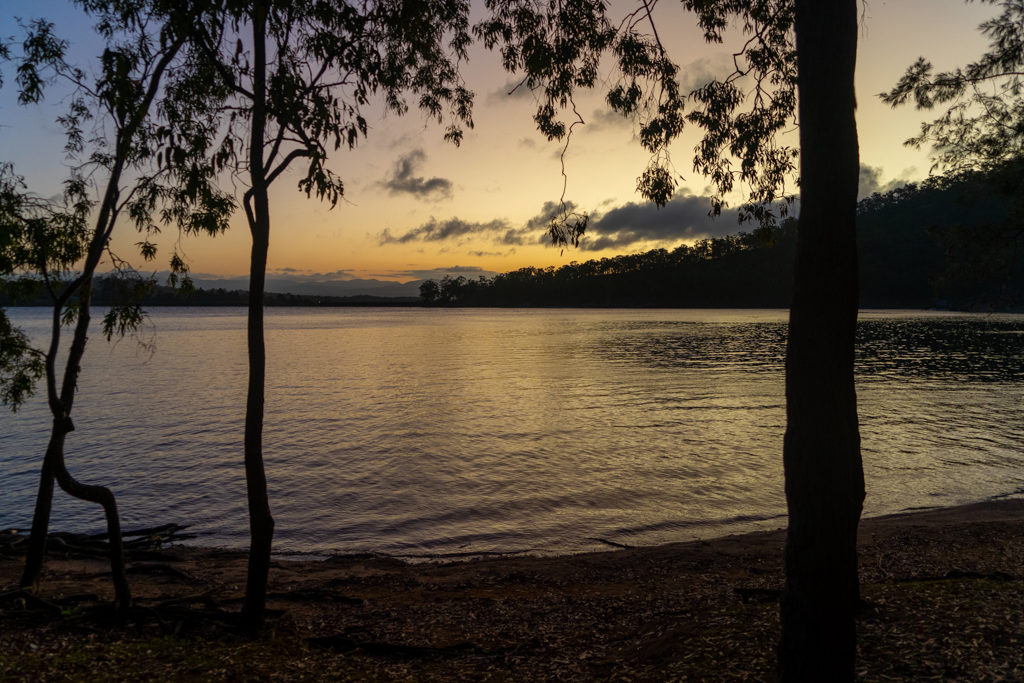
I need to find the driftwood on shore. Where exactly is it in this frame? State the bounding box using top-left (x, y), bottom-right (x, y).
top-left (0, 524), bottom-right (194, 559)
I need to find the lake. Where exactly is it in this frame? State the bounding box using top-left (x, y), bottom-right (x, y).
top-left (2, 307), bottom-right (1023, 558)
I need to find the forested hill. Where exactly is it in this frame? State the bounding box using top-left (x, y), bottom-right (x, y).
top-left (420, 177), bottom-right (1024, 310)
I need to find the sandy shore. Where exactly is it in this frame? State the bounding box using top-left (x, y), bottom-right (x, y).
top-left (2, 498), bottom-right (1023, 680)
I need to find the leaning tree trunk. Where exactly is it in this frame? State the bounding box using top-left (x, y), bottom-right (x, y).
top-left (240, 3), bottom-right (275, 631)
top-left (779, 0), bottom-right (865, 680)
top-left (20, 279), bottom-right (131, 609)
top-left (17, 34), bottom-right (183, 610)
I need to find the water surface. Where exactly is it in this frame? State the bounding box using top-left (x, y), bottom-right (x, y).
top-left (2, 307), bottom-right (1023, 557)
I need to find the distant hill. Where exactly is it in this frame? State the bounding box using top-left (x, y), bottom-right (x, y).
top-left (184, 275), bottom-right (422, 299)
top-left (0, 281), bottom-right (419, 307)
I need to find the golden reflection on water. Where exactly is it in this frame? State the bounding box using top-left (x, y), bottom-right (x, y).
top-left (2, 307), bottom-right (1023, 557)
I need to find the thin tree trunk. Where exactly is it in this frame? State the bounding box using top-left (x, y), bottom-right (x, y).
top-left (240, 3), bottom-right (274, 630)
top-left (19, 458), bottom-right (54, 590)
top-left (17, 34), bottom-right (182, 607)
top-left (779, 0), bottom-right (864, 680)
top-left (20, 280), bottom-right (131, 609)
top-left (19, 134), bottom-right (132, 605)
top-left (20, 287), bottom-right (76, 591)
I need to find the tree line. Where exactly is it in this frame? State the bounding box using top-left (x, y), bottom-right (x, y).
top-left (421, 172), bottom-right (1024, 310)
top-left (0, 280), bottom-right (418, 307)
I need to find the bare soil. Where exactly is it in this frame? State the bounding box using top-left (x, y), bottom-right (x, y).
top-left (2, 499), bottom-right (1023, 680)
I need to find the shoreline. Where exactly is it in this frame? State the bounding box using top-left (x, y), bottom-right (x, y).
top-left (3, 498), bottom-right (1023, 679)
top-left (14, 494), bottom-right (1021, 565)
top-left (4, 496), bottom-right (1024, 576)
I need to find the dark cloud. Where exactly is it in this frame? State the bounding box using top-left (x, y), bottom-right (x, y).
top-left (504, 200), bottom-right (582, 245)
top-left (317, 269), bottom-right (355, 279)
top-left (385, 132), bottom-right (419, 150)
top-left (859, 163), bottom-right (908, 199)
top-left (379, 217), bottom-right (511, 244)
top-left (579, 193), bottom-right (742, 251)
top-left (380, 149), bottom-right (453, 199)
top-left (266, 267), bottom-right (355, 279)
top-left (526, 200), bottom-right (579, 230)
top-left (501, 228), bottom-right (529, 246)
top-left (379, 194), bottom-right (754, 253)
top-left (373, 195), bottom-right (748, 253)
top-left (373, 195), bottom-right (743, 253)
top-left (380, 200), bottom-right (581, 247)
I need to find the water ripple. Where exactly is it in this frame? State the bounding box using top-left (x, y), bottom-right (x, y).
top-left (2, 307), bottom-right (1023, 555)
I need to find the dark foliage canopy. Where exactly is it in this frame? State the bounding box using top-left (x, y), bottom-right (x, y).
top-left (477, 0), bottom-right (797, 246)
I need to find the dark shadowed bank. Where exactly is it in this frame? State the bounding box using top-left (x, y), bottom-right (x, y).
top-left (1, 498), bottom-right (1022, 680)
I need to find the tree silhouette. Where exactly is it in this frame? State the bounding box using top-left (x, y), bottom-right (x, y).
top-left (883, 0), bottom-right (1024, 175)
top-left (884, 0), bottom-right (1024, 303)
top-left (479, 1), bottom-right (864, 677)
top-left (2, 3), bottom-right (232, 608)
top-left (779, 2), bottom-right (862, 678)
top-left (0, 167), bottom-right (46, 410)
top-left (176, 0), bottom-right (474, 629)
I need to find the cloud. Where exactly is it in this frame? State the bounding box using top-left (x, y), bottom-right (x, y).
top-left (379, 217), bottom-right (512, 244)
top-left (858, 163), bottom-right (910, 199)
top-left (678, 54), bottom-right (736, 93)
top-left (380, 149), bottom-right (453, 200)
top-left (579, 193), bottom-right (743, 251)
top-left (526, 200), bottom-right (579, 230)
top-left (264, 267), bottom-right (356, 280)
top-left (487, 77), bottom-right (537, 103)
top-left (385, 131), bottom-right (419, 150)
top-left (389, 265), bottom-right (498, 280)
top-left (380, 200), bottom-right (583, 247)
top-left (376, 195), bottom-right (741, 253)
top-left (501, 228), bottom-right (530, 246)
top-left (505, 200), bottom-right (583, 245)
top-left (468, 249), bottom-right (517, 258)
top-left (587, 107), bottom-right (632, 132)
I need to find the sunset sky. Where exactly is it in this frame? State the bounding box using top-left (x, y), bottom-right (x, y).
top-left (0, 0), bottom-right (1002, 295)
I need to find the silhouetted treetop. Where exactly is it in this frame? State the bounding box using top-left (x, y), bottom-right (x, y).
top-left (476, 1), bottom-right (796, 247)
top-left (883, 0), bottom-right (1024, 174)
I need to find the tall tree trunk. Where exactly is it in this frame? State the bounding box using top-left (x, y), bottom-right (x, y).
top-left (779, 0), bottom-right (864, 680)
top-left (240, 3), bottom-right (274, 630)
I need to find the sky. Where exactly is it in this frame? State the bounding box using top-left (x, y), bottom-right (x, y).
top-left (0, 0), bottom-right (1003, 296)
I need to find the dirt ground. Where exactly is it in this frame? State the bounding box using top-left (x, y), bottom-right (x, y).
top-left (2, 499), bottom-right (1023, 680)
